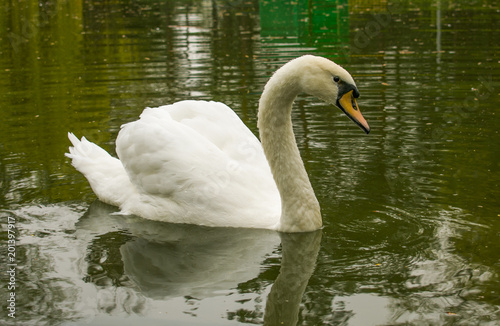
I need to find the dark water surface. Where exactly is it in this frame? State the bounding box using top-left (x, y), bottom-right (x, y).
top-left (1, 0), bottom-right (499, 325)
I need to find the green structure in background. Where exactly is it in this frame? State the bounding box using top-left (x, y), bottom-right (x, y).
top-left (259, 0), bottom-right (349, 55)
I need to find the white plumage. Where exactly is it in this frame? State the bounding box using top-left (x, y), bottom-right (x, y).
top-left (67, 55), bottom-right (369, 232)
top-left (68, 100), bottom-right (280, 229)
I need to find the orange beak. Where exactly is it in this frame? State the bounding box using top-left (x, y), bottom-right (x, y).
top-left (336, 90), bottom-right (370, 134)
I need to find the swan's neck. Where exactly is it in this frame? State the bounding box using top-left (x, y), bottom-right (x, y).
top-left (258, 70), bottom-right (321, 232)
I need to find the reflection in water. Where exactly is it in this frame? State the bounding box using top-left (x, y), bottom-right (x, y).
top-left (119, 225), bottom-right (280, 299)
top-left (0, 202), bottom-right (324, 325)
top-left (80, 202), bottom-right (323, 325)
top-left (260, 0), bottom-right (349, 56)
top-left (264, 231), bottom-right (322, 326)
top-left (76, 202), bottom-right (323, 324)
top-left (78, 201), bottom-right (280, 299)
top-left (4, 203), bottom-right (498, 325)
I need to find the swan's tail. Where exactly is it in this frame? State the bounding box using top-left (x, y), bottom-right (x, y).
top-left (66, 132), bottom-right (134, 207)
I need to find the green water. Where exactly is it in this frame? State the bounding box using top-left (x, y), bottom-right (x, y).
top-left (1, 0), bottom-right (499, 325)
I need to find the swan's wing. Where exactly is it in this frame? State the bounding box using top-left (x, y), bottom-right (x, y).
top-left (115, 100), bottom-right (280, 225)
top-left (164, 100), bottom-right (265, 165)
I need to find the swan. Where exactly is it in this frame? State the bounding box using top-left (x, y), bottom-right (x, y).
top-left (66, 55), bottom-right (370, 232)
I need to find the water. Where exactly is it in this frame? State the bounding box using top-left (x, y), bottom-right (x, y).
top-left (1, 0), bottom-right (499, 325)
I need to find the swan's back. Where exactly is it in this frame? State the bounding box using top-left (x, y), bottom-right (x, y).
top-left (114, 100), bottom-right (281, 228)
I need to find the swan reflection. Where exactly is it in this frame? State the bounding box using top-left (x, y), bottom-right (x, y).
top-left (77, 201), bottom-right (322, 324)
top-left (264, 231), bottom-right (322, 325)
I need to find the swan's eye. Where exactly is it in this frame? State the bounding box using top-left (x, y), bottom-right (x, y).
top-left (333, 76), bottom-right (340, 83)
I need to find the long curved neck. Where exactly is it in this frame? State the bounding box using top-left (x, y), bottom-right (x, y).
top-left (258, 68), bottom-right (322, 232)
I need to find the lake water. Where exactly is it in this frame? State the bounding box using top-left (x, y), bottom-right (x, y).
top-left (1, 0), bottom-right (499, 325)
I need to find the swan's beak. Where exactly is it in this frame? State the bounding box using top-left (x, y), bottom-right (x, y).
top-left (336, 90), bottom-right (370, 134)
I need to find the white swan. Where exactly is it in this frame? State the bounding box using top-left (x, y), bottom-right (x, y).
top-left (66, 55), bottom-right (370, 232)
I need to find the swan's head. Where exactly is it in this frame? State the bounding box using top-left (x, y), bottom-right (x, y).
top-left (294, 55), bottom-right (370, 134)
